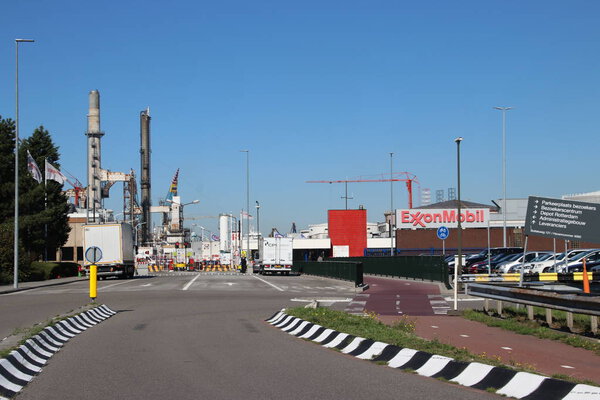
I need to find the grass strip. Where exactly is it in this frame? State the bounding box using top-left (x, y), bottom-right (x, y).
top-left (285, 307), bottom-right (598, 386)
top-left (287, 307), bottom-right (507, 367)
top-left (0, 303), bottom-right (95, 359)
top-left (462, 309), bottom-right (600, 356)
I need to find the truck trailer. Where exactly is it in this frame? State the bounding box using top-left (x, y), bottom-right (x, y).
top-left (258, 237), bottom-right (293, 275)
top-left (83, 223), bottom-right (135, 279)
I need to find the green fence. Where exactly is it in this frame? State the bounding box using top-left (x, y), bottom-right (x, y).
top-left (332, 256), bottom-right (448, 285)
top-left (292, 261), bottom-right (363, 286)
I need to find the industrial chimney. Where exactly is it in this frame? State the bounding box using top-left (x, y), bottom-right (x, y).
top-left (86, 90), bottom-right (104, 222)
top-left (140, 108), bottom-right (151, 245)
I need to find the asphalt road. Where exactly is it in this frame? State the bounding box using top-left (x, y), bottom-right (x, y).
top-left (1, 273), bottom-right (496, 399)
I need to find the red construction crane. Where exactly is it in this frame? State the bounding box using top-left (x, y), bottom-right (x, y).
top-left (307, 172), bottom-right (419, 209)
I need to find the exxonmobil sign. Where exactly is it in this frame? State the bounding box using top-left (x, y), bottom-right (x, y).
top-left (396, 208), bottom-right (490, 229)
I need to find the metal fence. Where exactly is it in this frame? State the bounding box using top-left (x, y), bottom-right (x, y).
top-left (332, 256), bottom-right (448, 285)
top-left (292, 261), bottom-right (363, 286)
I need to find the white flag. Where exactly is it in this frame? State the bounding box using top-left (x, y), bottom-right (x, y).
top-left (45, 160), bottom-right (68, 185)
top-left (26, 150), bottom-right (43, 183)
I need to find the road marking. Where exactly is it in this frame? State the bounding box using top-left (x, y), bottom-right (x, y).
top-left (182, 274), bottom-right (201, 291)
top-left (140, 283), bottom-right (152, 287)
top-left (431, 326), bottom-right (439, 329)
top-left (224, 282), bottom-right (235, 286)
top-left (460, 334), bottom-right (470, 338)
top-left (561, 365), bottom-right (575, 369)
top-left (501, 347), bottom-right (512, 350)
top-left (252, 275), bottom-right (284, 291)
top-left (98, 280), bottom-right (132, 291)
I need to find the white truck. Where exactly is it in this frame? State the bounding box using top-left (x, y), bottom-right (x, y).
top-left (83, 223), bottom-right (136, 279)
top-left (258, 237), bottom-right (293, 275)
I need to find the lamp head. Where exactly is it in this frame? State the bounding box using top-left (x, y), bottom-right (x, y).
top-left (454, 137), bottom-right (463, 143)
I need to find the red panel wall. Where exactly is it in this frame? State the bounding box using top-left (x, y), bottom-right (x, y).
top-left (328, 209), bottom-right (367, 257)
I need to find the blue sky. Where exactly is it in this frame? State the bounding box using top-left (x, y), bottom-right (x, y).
top-left (1, 1), bottom-right (599, 235)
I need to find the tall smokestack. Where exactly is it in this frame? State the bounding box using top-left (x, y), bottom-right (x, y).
top-left (86, 90), bottom-right (104, 222)
top-left (140, 108), bottom-right (151, 245)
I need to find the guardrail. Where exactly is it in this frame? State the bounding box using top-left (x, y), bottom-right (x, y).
top-left (292, 261), bottom-right (363, 286)
top-left (333, 256), bottom-right (448, 285)
top-left (458, 271), bottom-right (599, 283)
top-left (466, 283), bottom-right (599, 333)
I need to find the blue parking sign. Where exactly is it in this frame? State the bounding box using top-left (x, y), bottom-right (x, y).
top-left (437, 226), bottom-right (449, 240)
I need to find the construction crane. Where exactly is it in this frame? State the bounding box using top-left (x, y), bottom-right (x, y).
top-left (307, 172), bottom-right (419, 209)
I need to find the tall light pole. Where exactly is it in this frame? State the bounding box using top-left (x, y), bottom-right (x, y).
top-left (255, 201), bottom-right (260, 238)
top-left (494, 106), bottom-right (512, 247)
top-left (255, 201), bottom-right (260, 259)
top-left (240, 150), bottom-right (249, 260)
top-left (14, 38), bottom-right (35, 289)
top-left (390, 152), bottom-right (394, 256)
top-left (454, 137), bottom-right (463, 311)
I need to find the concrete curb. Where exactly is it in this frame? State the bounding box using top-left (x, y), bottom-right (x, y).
top-left (266, 310), bottom-right (600, 400)
top-left (0, 305), bottom-right (116, 399)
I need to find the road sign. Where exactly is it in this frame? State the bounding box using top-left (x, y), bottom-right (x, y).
top-left (85, 246), bottom-right (103, 263)
top-left (437, 226), bottom-right (449, 240)
top-left (524, 196), bottom-right (600, 243)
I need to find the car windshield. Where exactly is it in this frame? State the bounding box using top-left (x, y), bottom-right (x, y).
top-left (569, 250), bottom-right (596, 262)
top-left (503, 253), bottom-right (522, 262)
top-left (531, 253), bottom-right (553, 262)
top-left (555, 252), bottom-right (566, 260)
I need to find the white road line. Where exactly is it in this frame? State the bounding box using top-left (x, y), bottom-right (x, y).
top-left (252, 275), bottom-right (284, 291)
top-left (98, 280), bottom-right (132, 291)
top-left (182, 274), bottom-right (202, 291)
top-left (561, 365), bottom-right (575, 369)
top-left (501, 346), bottom-right (512, 350)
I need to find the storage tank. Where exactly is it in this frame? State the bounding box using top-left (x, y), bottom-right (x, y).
top-left (219, 214), bottom-right (232, 252)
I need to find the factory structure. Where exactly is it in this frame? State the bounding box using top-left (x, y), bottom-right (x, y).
top-left (49, 90), bottom-right (600, 267)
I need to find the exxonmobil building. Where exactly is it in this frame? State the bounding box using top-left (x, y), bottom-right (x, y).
top-left (394, 200), bottom-right (600, 252)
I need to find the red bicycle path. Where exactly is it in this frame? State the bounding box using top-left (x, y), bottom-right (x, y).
top-left (361, 276), bottom-right (600, 385)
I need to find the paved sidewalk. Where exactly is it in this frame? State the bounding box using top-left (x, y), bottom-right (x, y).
top-left (365, 276), bottom-right (600, 385)
top-left (0, 276), bottom-right (86, 295)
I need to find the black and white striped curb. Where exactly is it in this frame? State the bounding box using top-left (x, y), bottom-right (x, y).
top-left (266, 310), bottom-right (600, 400)
top-left (0, 305), bottom-right (116, 399)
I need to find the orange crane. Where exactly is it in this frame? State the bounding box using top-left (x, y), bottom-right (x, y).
top-left (307, 172), bottom-right (419, 209)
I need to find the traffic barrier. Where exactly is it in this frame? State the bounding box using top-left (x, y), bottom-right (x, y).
top-left (0, 305), bottom-right (116, 399)
top-left (459, 271), bottom-right (599, 283)
top-left (266, 310), bottom-right (600, 400)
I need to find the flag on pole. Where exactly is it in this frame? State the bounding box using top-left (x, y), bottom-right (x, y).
top-left (241, 211), bottom-right (253, 219)
top-left (45, 160), bottom-right (68, 185)
top-left (166, 168), bottom-right (179, 201)
top-left (26, 150), bottom-right (42, 183)
top-left (211, 233), bottom-right (220, 241)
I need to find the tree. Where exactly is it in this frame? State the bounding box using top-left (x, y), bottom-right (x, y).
top-left (0, 120), bottom-right (70, 283)
top-left (21, 126), bottom-right (70, 263)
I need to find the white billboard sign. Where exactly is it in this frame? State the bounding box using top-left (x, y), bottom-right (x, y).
top-left (396, 208), bottom-right (490, 229)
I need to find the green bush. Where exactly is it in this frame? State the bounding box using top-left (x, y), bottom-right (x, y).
top-left (27, 262), bottom-right (79, 282)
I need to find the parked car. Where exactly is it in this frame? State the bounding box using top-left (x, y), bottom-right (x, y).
top-left (464, 247), bottom-right (523, 268)
top-left (557, 249), bottom-right (600, 273)
top-left (541, 249), bottom-right (595, 272)
top-left (560, 250), bottom-right (600, 273)
top-left (465, 252), bottom-right (518, 274)
top-left (496, 252), bottom-right (551, 274)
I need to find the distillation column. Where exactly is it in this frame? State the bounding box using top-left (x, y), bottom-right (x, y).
top-left (86, 90), bottom-right (104, 222)
top-left (140, 108), bottom-right (151, 245)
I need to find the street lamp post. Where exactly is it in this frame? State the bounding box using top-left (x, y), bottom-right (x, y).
top-left (240, 150), bottom-right (249, 260)
top-left (454, 137), bottom-right (463, 311)
top-left (494, 106), bottom-right (512, 247)
top-left (134, 221), bottom-right (148, 249)
top-left (255, 201), bottom-right (260, 259)
top-left (14, 38), bottom-right (35, 289)
top-left (390, 152), bottom-right (394, 256)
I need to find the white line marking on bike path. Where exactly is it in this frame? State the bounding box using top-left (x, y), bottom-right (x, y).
top-left (182, 274), bottom-right (202, 291)
top-left (252, 275), bottom-right (284, 292)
